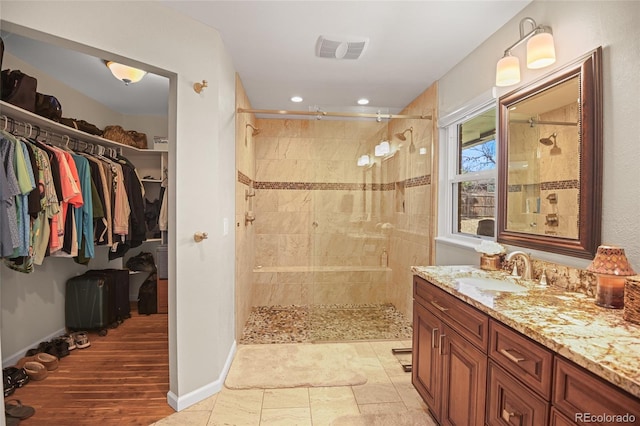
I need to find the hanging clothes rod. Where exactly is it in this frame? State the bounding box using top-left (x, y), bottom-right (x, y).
top-left (0, 114), bottom-right (122, 156)
top-left (237, 107), bottom-right (432, 120)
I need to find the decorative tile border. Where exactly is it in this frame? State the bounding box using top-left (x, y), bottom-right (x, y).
top-left (237, 170), bottom-right (431, 191)
top-left (509, 180), bottom-right (579, 193)
top-left (540, 179), bottom-right (579, 190)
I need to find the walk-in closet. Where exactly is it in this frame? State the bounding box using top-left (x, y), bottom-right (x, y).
top-left (1, 24), bottom-right (172, 424)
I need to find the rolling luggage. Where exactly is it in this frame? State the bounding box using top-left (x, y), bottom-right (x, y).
top-left (85, 269), bottom-right (131, 322)
top-left (65, 272), bottom-right (117, 335)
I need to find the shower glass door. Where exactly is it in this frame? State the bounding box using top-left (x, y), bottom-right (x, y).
top-left (308, 120), bottom-right (397, 342)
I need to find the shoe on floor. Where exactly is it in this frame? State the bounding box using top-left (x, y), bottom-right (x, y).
top-left (60, 334), bottom-right (76, 351)
top-left (23, 362), bottom-right (48, 381)
top-left (2, 367), bottom-right (29, 389)
top-left (35, 353), bottom-right (58, 371)
top-left (5, 399), bottom-right (35, 420)
top-left (73, 332), bottom-right (91, 349)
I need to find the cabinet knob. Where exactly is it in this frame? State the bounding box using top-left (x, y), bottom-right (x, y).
top-left (194, 232), bottom-right (208, 242)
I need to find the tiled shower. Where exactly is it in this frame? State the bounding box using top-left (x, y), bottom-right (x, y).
top-left (235, 77), bottom-right (437, 342)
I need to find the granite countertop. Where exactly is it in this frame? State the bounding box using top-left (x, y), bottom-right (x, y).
top-left (411, 265), bottom-right (640, 399)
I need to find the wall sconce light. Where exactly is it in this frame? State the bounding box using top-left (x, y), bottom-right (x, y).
top-left (357, 154), bottom-right (370, 167)
top-left (496, 17), bottom-right (556, 87)
top-left (374, 140), bottom-right (390, 157)
top-left (586, 245), bottom-right (636, 309)
top-left (105, 61), bottom-right (147, 85)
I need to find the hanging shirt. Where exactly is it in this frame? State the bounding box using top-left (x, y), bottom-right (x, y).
top-left (0, 133), bottom-right (21, 252)
top-left (71, 153), bottom-right (94, 259)
top-left (13, 140), bottom-right (37, 257)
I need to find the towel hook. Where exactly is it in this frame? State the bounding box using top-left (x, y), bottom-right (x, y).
top-left (193, 80), bottom-right (208, 94)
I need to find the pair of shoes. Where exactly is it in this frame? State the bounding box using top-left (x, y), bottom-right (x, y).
top-left (22, 362), bottom-right (47, 381)
top-left (72, 332), bottom-right (91, 349)
top-left (5, 399), bottom-right (35, 423)
top-left (34, 353), bottom-right (58, 371)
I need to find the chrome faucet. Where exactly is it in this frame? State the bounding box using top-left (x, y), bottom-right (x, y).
top-left (506, 251), bottom-right (533, 280)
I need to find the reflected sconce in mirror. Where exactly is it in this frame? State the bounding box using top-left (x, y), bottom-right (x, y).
top-left (105, 61), bottom-right (147, 85)
top-left (496, 17), bottom-right (556, 87)
top-left (587, 245), bottom-right (636, 309)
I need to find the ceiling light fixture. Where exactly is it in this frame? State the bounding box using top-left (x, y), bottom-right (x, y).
top-left (291, 96), bottom-right (303, 103)
top-left (496, 17), bottom-right (556, 87)
top-left (105, 61), bottom-right (147, 85)
top-left (357, 98), bottom-right (369, 105)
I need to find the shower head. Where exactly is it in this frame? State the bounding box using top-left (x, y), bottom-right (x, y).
top-left (246, 123), bottom-right (261, 136)
top-left (539, 133), bottom-right (556, 146)
top-left (395, 127), bottom-right (413, 141)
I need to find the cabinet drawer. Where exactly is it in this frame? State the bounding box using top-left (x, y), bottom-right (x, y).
top-left (487, 361), bottom-right (549, 426)
top-left (549, 408), bottom-right (575, 426)
top-left (489, 320), bottom-right (553, 399)
top-left (414, 276), bottom-right (489, 352)
top-left (553, 357), bottom-right (640, 423)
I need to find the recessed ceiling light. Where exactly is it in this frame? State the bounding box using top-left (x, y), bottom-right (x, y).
top-left (291, 96), bottom-right (303, 103)
top-left (357, 98), bottom-right (369, 105)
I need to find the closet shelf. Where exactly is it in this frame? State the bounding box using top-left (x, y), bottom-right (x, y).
top-left (0, 101), bottom-right (164, 155)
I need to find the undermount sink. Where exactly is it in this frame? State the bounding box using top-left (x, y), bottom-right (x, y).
top-left (456, 276), bottom-right (528, 293)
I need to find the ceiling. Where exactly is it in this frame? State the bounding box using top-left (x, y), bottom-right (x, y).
top-left (2, 1), bottom-right (532, 118)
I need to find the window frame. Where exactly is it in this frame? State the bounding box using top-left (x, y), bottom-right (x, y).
top-left (437, 93), bottom-right (498, 248)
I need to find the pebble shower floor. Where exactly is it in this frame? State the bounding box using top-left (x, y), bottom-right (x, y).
top-left (240, 303), bottom-right (413, 344)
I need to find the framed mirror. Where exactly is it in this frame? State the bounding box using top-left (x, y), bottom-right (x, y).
top-left (497, 47), bottom-right (602, 258)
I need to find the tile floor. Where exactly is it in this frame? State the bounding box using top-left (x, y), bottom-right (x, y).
top-left (153, 340), bottom-right (431, 426)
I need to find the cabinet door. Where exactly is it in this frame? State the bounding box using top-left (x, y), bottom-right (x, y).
top-left (413, 301), bottom-right (442, 419)
top-left (440, 325), bottom-right (487, 426)
top-left (486, 361), bottom-right (549, 426)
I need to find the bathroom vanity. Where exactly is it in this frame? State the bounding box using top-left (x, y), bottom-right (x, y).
top-left (412, 266), bottom-right (640, 426)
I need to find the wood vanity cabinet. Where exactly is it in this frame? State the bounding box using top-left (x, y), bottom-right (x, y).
top-left (413, 276), bottom-right (488, 426)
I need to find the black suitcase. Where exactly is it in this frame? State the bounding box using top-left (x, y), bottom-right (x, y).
top-left (65, 273), bottom-right (117, 335)
top-left (86, 269), bottom-right (131, 322)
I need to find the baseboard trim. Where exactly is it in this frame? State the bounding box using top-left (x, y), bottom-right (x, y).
top-left (166, 340), bottom-right (237, 412)
top-left (2, 327), bottom-right (67, 368)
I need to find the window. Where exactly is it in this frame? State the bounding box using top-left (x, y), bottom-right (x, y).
top-left (439, 101), bottom-right (497, 242)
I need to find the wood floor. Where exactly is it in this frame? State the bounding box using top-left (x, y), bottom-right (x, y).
top-left (9, 305), bottom-right (174, 426)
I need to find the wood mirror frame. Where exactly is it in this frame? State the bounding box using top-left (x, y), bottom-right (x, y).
top-left (497, 47), bottom-right (602, 259)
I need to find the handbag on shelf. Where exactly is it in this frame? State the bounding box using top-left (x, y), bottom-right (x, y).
top-left (35, 92), bottom-right (62, 121)
top-left (1, 69), bottom-right (37, 112)
top-left (102, 125), bottom-right (148, 149)
top-left (59, 117), bottom-right (103, 136)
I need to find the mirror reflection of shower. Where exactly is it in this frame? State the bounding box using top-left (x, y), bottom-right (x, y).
top-left (539, 132), bottom-right (561, 155)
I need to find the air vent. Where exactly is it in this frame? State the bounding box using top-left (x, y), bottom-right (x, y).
top-left (315, 35), bottom-right (369, 60)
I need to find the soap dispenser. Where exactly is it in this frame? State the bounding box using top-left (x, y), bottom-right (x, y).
top-left (380, 249), bottom-right (388, 267)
